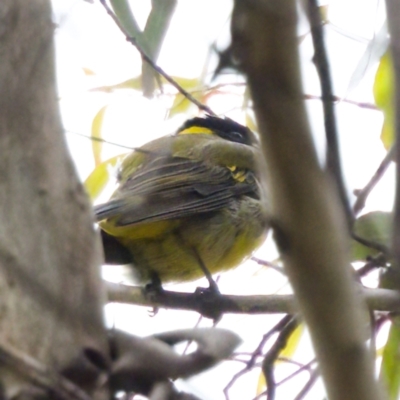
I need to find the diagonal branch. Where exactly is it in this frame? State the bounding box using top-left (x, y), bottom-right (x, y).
top-left (353, 146), bottom-right (395, 215)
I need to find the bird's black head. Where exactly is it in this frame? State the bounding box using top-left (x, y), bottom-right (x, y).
top-left (178, 115), bottom-right (256, 146)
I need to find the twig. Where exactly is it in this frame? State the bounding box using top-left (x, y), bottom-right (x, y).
top-left (276, 359), bottom-right (316, 387)
top-left (0, 340), bottom-right (93, 400)
top-left (65, 129), bottom-right (135, 150)
top-left (249, 315), bottom-right (294, 369)
top-left (252, 360), bottom-right (317, 400)
top-left (251, 257), bottom-right (286, 275)
top-left (356, 254), bottom-right (387, 279)
top-left (307, 0), bottom-right (353, 228)
top-left (304, 94), bottom-right (379, 110)
top-left (353, 146), bottom-right (395, 215)
top-left (99, 0), bottom-right (216, 116)
top-left (262, 316), bottom-right (298, 400)
top-left (223, 315), bottom-right (294, 400)
top-left (293, 368), bottom-right (320, 400)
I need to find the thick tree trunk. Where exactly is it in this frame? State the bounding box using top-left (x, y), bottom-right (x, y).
top-left (0, 1), bottom-right (107, 397)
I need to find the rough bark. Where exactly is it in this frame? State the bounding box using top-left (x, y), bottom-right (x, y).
top-left (0, 1), bottom-right (107, 396)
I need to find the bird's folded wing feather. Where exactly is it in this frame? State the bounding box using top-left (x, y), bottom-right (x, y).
top-left (94, 156), bottom-right (257, 226)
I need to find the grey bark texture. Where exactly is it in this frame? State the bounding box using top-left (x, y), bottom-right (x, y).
top-left (0, 1), bottom-right (107, 397)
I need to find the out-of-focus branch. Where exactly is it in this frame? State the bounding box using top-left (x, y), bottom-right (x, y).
top-left (0, 340), bottom-right (92, 400)
top-left (228, 1), bottom-right (383, 399)
top-left (106, 282), bottom-right (400, 315)
top-left (385, 1), bottom-right (400, 281)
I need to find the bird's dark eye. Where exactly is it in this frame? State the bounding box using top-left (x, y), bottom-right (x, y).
top-left (230, 131), bottom-right (245, 142)
top-left (216, 129), bottom-right (248, 144)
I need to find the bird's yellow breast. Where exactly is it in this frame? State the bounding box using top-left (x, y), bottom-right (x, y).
top-left (101, 197), bottom-right (267, 283)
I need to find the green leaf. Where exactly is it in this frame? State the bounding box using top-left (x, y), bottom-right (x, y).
top-left (380, 319), bottom-right (400, 399)
top-left (351, 211), bottom-right (392, 261)
top-left (91, 105), bottom-right (108, 166)
top-left (141, 0), bottom-right (177, 96)
top-left (84, 154), bottom-right (126, 201)
top-left (374, 51), bottom-right (395, 149)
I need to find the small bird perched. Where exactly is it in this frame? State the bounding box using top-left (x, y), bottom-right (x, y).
top-left (94, 115), bottom-right (268, 284)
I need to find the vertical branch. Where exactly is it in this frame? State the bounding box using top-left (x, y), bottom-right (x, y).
top-left (307, 0), bottom-right (353, 228)
top-left (385, 0), bottom-right (400, 279)
top-left (230, 1), bottom-right (383, 399)
top-left (0, 1), bottom-right (108, 395)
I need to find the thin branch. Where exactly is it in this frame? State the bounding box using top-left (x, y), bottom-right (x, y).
top-left (307, 0), bottom-right (353, 228)
top-left (0, 340), bottom-right (93, 400)
top-left (353, 146), bottom-right (395, 215)
top-left (223, 315), bottom-right (294, 400)
top-left (99, 0), bottom-right (216, 116)
top-left (304, 94), bottom-right (379, 110)
top-left (356, 254), bottom-right (387, 278)
top-left (262, 316), bottom-right (298, 400)
top-left (251, 256), bottom-right (286, 275)
top-left (293, 368), bottom-right (320, 400)
top-left (249, 315), bottom-right (294, 369)
top-left (106, 282), bottom-right (400, 315)
top-left (66, 129), bottom-right (136, 150)
top-left (276, 359), bottom-right (316, 387)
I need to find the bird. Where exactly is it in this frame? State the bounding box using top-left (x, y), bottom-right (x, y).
top-left (94, 115), bottom-right (269, 285)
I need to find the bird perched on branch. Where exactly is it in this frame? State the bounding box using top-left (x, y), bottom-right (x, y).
top-left (94, 115), bottom-right (268, 284)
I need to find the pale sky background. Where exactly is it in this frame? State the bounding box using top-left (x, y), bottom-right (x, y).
top-left (51, 1), bottom-right (391, 399)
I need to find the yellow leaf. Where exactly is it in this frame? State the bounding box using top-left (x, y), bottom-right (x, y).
top-left (168, 77), bottom-right (200, 89)
top-left (256, 372), bottom-right (266, 396)
top-left (373, 52), bottom-right (395, 149)
top-left (91, 77), bottom-right (143, 93)
top-left (245, 113), bottom-right (258, 133)
top-left (242, 86), bottom-right (252, 112)
top-left (168, 93), bottom-right (193, 118)
top-left (278, 323), bottom-right (304, 361)
top-left (82, 67), bottom-right (96, 76)
top-left (91, 76), bottom-right (199, 94)
top-left (91, 106), bottom-right (108, 166)
top-left (319, 5), bottom-right (329, 24)
top-left (84, 154), bottom-right (126, 201)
